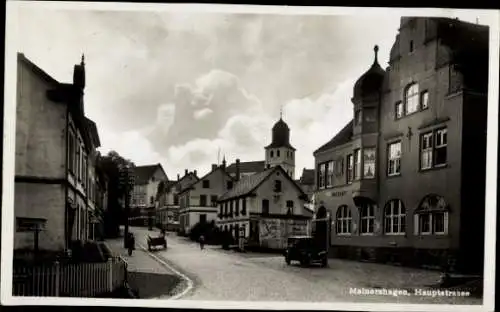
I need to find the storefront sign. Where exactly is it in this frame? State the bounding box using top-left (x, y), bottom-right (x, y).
top-left (330, 191), bottom-right (347, 197)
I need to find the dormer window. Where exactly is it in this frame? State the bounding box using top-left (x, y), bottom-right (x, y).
top-left (270, 150), bottom-right (274, 158)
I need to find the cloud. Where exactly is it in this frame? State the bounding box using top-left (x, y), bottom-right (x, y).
top-left (193, 108), bottom-right (214, 120)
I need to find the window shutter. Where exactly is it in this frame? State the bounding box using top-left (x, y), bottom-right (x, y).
top-left (444, 212), bottom-right (449, 235)
top-left (413, 214), bottom-right (419, 235)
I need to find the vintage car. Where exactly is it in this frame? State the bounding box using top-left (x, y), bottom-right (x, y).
top-left (283, 235), bottom-right (328, 267)
top-left (147, 233), bottom-right (167, 251)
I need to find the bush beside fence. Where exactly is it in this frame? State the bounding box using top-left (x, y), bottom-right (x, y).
top-left (12, 256), bottom-right (127, 297)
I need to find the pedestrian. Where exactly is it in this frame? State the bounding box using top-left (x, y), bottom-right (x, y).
top-left (127, 233), bottom-right (135, 256)
top-left (199, 234), bottom-right (205, 250)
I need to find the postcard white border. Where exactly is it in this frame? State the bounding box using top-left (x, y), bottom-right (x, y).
top-left (2, 2), bottom-right (499, 312)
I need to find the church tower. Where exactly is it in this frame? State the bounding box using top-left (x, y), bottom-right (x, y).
top-left (264, 108), bottom-right (296, 179)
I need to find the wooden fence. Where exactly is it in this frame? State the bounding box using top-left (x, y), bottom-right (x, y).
top-left (12, 256), bottom-right (128, 297)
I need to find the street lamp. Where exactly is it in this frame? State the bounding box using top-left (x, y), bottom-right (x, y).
top-left (119, 163), bottom-right (135, 248)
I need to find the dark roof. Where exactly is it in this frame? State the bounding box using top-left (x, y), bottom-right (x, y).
top-left (134, 164), bottom-right (166, 185)
top-left (226, 160), bottom-right (265, 174)
top-left (84, 117), bottom-right (101, 148)
top-left (178, 166), bottom-right (234, 195)
top-left (314, 120), bottom-right (354, 155)
top-left (170, 172), bottom-right (199, 192)
top-left (219, 165), bottom-right (306, 201)
top-left (265, 118), bottom-right (296, 150)
top-left (353, 45), bottom-right (385, 99)
top-left (299, 169), bottom-right (315, 185)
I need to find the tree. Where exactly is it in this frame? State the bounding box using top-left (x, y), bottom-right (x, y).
top-left (98, 151), bottom-right (135, 238)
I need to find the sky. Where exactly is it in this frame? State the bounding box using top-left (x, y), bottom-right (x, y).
top-left (12, 3), bottom-right (497, 180)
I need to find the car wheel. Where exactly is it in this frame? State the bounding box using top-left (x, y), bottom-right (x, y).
top-left (300, 257), bottom-right (309, 267)
top-left (321, 257), bottom-right (328, 267)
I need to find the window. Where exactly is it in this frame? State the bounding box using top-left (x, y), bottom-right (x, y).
top-left (364, 108), bottom-right (376, 122)
top-left (211, 195), bottom-right (218, 207)
top-left (68, 131), bottom-right (75, 173)
top-left (174, 194), bottom-right (179, 205)
top-left (336, 205), bottom-right (352, 235)
top-left (76, 146), bottom-right (81, 180)
top-left (405, 83), bottom-right (419, 115)
top-left (335, 158), bottom-right (344, 176)
top-left (326, 161), bottom-right (334, 187)
top-left (277, 150), bottom-right (280, 157)
top-left (274, 180), bottom-right (282, 192)
top-left (202, 180), bottom-right (210, 188)
top-left (353, 149), bottom-right (361, 180)
top-left (82, 153), bottom-right (87, 188)
top-left (409, 40), bottom-right (414, 53)
top-left (415, 194), bottom-right (449, 235)
top-left (286, 200), bottom-right (294, 215)
top-left (235, 199), bottom-right (240, 216)
top-left (420, 128), bottom-right (447, 170)
top-left (347, 154), bottom-right (354, 184)
top-left (150, 196), bottom-right (154, 205)
top-left (384, 200), bottom-right (406, 234)
top-left (363, 148), bottom-right (376, 179)
top-left (395, 101), bottom-right (404, 119)
top-left (200, 214), bottom-right (207, 224)
top-left (388, 141), bottom-right (402, 176)
top-left (227, 181), bottom-right (233, 190)
top-left (270, 150), bottom-right (274, 157)
top-left (354, 110), bottom-right (362, 125)
top-left (262, 199), bottom-right (269, 215)
top-left (200, 195), bottom-right (207, 206)
top-left (224, 202), bottom-right (228, 217)
top-left (359, 202), bottom-right (375, 234)
top-left (318, 163), bottom-right (326, 189)
top-left (241, 198), bottom-right (247, 215)
top-left (421, 90), bottom-right (429, 109)
top-left (230, 200), bottom-right (234, 216)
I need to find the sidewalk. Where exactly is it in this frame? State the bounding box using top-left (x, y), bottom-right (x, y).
top-left (105, 237), bottom-right (183, 299)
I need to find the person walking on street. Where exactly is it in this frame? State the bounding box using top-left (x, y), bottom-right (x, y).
top-left (199, 234), bottom-right (205, 250)
top-left (127, 233), bottom-right (136, 256)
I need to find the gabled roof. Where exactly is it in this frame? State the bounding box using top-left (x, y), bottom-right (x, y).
top-left (178, 166), bottom-right (234, 195)
top-left (134, 164), bottom-right (167, 185)
top-left (169, 172), bottom-right (199, 193)
top-left (84, 117), bottom-right (101, 148)
top-left (219, 165), bottom-right (306, 201)
top-left (314, 120), bottom-right (353, 155)
top-left (299, 169), bottom-right (315, 185)
top-left (18, 53), bottom-right (59, 86)
top-left (226, 160), bottom-right (265, 174)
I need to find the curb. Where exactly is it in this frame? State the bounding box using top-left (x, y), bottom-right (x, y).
top-left (137, 243), bottom-right (194, 300)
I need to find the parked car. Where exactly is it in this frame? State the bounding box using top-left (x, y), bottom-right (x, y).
top-left (283, 236), bottom-right (328, 267)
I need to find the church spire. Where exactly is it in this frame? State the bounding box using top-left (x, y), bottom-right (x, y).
top-left (373, 45), bottom-right (379, 65)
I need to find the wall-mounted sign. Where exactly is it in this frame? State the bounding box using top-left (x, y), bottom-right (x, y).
top-left (330, 191), bottom-right (347, 197)
top-left (16, 217), bottom-right (47, 232)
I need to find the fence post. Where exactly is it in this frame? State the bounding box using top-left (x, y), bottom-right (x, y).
top-left (54, 261), bottom-right (60, 297)
top-left (108, 258), bottom-right (113, 293)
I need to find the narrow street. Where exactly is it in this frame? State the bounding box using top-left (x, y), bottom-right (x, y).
top-left (128, 227), bottom-right (482, 305)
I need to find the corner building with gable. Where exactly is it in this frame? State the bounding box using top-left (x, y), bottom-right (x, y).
top-left (313, 17), bottom-right (489, 273)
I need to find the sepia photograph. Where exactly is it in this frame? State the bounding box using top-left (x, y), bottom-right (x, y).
top-left (1, 1), bottom-right (499, 312)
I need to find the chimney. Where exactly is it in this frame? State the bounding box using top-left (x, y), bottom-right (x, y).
top-left (212, 164), bottom-right (217, 171)
top-left (73, 54), bottom-right (86, 90)
top-left (185, 169), bottom-right (188, 175)
top-left (194, 170), bottom-right (197, 176)
top-left (177, 174), bottom-right (180, 180)
top-left (236, 159), bottom-right (241, 181)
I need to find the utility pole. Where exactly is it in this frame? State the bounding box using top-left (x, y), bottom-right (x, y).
top-left (122, 163), bottom-right (134, 248)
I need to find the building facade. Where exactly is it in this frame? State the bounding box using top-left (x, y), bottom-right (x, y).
top-left (14, 53), bottom-right (103, 252)
top-left (217, 165), bottom-right (312, 249)
top-left (178, 163), bottom-right (235, 234)
top-left (156, 169), bottom-right (199, 231)
top-left (312, 17), bottom-right (489, 273)
top-left (129, 164), bottom-right (167, 225)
